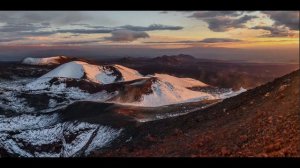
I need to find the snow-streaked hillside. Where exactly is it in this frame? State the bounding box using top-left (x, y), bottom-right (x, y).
top-left (114, 64), bottom-right (143, 82)
top-left (26, 61), bottom-right (143, 90)
top-left (38, 61), bottom-right (118, 84)
top-left (41, 61), bottom-right (85, 79)
top-left (23, 60), bottom-right (246, 107)
top-left (119, 77), bottom-right (215, 107)
top-left (21, 56), bottom-right (70, 65)
top-left (217, 87), bottom-right (247, 99)
top-left (152, 73), bottom-right (208, 88)
top-left (0, 113), bottom-right (122, 157)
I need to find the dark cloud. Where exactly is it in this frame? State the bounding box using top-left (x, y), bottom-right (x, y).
top-left (0, 22), bottom-right (53, 40)
top-left (52, 40), bottom-right (103, 45)
top-left (188, 11), bottom-right (258, 32)
top-left (232, 15), bottom-right (258, 25)
top-left (56, 28), bottom-right (112, 34)
top-left (144, 38), bottom-right (242, 44)
top-left (200, 38), bottom-right (242, 43)
top-left (0, 11), bottom-right (183, 41)
top-left (0, 37), bottom-right (25, 43)
top-left (70, 23), bottom-right (94, 27)
top-left (251, 26), bottom-right (294, 37)
top-left (204, 15), bottom-right (258, 32)
top-left (262, 11), bottom-right (299, 30)
top-left (0, 23), bottom-right (50, 32)
top-left (32, 24), bottom-right (182, 35)
top-left (20, 31), bottom-right (57, 36)
top-left (73, 24), bottom-right (183, 32)
top-left (0, 27), bottom-right (111, 37)
top-left (204, 17), bottom-right (235, 32)
top-left (119, 24), bottom-right (183, 31)
top-left (0, 11), bottom-right (90, 25)
top-left (189, 11), bottom-right (243, 18)
top-left (144, 40), bottom-right (200, 44)
top-left (188, 11), bottom-right (298, 34)
top-left (41, 22), bottom-right (51, 26)
top-left (104, 30), bottom-right (150, 42)
top-left (0, 22), bottom-right (183, 40)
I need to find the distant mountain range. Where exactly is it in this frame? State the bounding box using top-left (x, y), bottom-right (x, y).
top-left (16, 54), bottom-right (300, 90)
top-left (96, 54), bottom-right (299, 90)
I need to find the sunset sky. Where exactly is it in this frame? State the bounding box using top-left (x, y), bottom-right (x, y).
top-left (0, 11), bottom-right (299, 62)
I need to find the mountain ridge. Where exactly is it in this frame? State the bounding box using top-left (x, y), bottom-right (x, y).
top-left (92, 69), bottom-right (300, 157)
top-left (24, 60), bottom-right (227, 107)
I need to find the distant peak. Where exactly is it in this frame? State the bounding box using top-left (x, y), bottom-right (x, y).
top-left (152, 54), bottom-right (196, 63)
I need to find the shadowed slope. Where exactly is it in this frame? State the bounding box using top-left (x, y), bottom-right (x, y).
top-left (93, 70), bottom-right (300, 157)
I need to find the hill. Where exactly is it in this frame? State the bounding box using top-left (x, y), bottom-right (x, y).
top-left (93, 70), bottom-right (300, 157)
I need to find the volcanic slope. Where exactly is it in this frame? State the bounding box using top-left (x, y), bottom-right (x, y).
top-left (93, 69), bottom-right (300, 157)
top-left (24, 61), bottom-right (223, 107)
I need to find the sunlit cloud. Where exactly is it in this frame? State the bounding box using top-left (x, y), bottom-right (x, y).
top-left (188, 11), bottom-right (258, 32)
top-left (251, 26), bottom-right (297, 37)
top-left (261, 11), bottom-right (299, 30)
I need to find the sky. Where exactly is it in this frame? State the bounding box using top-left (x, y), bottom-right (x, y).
top-left (0, 11), bottom-right (299, 63)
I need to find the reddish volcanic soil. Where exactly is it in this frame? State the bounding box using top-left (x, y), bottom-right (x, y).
top-left (93, 70), bottom-right (300, 157)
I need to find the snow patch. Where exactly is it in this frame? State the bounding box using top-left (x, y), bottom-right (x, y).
top-left (113, 64), bottom-right (143, 81)
top-left (13, 123), bottom-right (63, 146)
top-left (41, 61), bottom-right (85, 79)
top-left (86, 91), bottom-right (118, 102)
top-left (48, 99), bottom-right (57, 108)
top-left (0, 113), bottom-right (59, 132)
top-left (26, 61), bottom-right (144, 87)
top-left (62, 123), bottom-right (97, 157)
top-left (0, 134), bottom-right (34, 157)
top-left (0, 90), bottom-right (35, 113)
top-left (60, 122), bottom-right (122, 157)
top-left (0, 120), bottom-right (122, 157)
top-left (119, 79), bottom-right (215, 107)
top-left (217, 87), bottom-right (247, 99)
top-left (152, 73), bottom-right (208, 88)
top-left (84, 126), bottom-right (122, 155)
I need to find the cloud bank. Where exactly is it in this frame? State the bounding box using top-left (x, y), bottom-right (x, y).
top-left (104, 30), bottom-right (150, 42)
top-left (189, 11), bottom-right (257, 32)
top-left (144, 38), bottom-right (242, 44)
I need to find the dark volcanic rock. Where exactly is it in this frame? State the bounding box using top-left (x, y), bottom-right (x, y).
top-left (103, 65), bottom-right (123, 82)
top-left (92, 69), bottom-right (300, 157)
top-left (152, 54), bottom-right (196, 64)
top-left (17, 93), bottom-right (51, 111)
top-left (49, 77), bottom-right (103, 94)
top-left (60, 101), bottom-right (137, 128)
top-left (99, 55), bottom-right (299, 90)
top-left (108, 78), bottom-right (156, 103)
top-left (0, 63), bottom-right (52, 79)
top-left (48, 77), bottom-right (157, 103)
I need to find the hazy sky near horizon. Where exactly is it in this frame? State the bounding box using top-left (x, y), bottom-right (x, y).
top-left (0, 11), bottom-right (299, 63)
